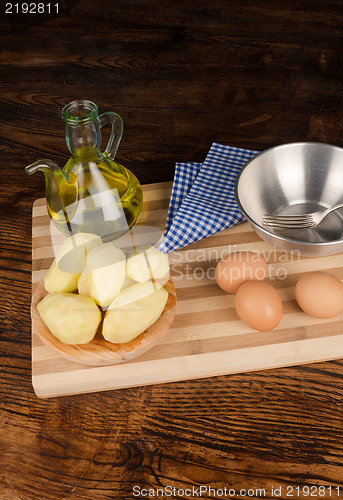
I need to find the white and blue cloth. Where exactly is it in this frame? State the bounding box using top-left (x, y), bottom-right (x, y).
top-left (159, 142), bottom-right (259, 254)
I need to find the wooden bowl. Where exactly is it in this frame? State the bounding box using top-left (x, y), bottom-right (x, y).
top-left (31, 279), bottom-right (177, 366)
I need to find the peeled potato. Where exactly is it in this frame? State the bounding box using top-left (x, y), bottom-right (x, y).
top-left (126, 245), bottom-right (169, 283)
top-left (44, 232), bottom-right (102, 293)
top-left (56, 232), bottom-right (103, 274)
top-left (87, 242), bottom-right (126, 307)
top-left (121, 275), bottom-right (137, 289)
top-left (78, 270), bottom-right (135, 298)
top-left (77, 268), bottom-right (90, 296)
top-left (109, 281), bottom-right (162, 309)
top-left (103, 285), bottom-right (168, 343)
top-left (37, 292), bottom-right (101, 344)
top-left (44, 259), bottom-right (80, 293)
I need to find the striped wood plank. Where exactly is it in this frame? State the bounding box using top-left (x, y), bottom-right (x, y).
top-left (31, 181), bottom-right (343, 398)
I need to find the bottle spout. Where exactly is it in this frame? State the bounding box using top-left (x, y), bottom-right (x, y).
top-left (25, 158), bottom-right (74, 199)
top-left (25, 159), bottom-right (79, 228)
top-left (25, 159), bottom-right (63, 177)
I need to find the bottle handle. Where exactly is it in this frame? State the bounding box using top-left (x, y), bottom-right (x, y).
top-left (98, 111), bottom-right (123, 160)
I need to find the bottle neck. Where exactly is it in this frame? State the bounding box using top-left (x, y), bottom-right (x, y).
top-left (65, 121), bottom-right (102, 154)
top-left (62, 100), bottom-right (102, 155)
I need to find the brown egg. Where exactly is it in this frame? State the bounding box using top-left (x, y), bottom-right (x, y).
top-left (215, 251), bottom-right (267, 293)
top-left (295, 271), bottom-right (343, 319)
top-left (235, 280), bottom-right (283, 331)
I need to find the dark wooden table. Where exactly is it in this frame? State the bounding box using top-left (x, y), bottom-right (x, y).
top-left (1, 1), bottom-right (343, 498)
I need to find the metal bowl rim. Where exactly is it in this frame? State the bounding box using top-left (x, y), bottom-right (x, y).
top-left (234, 141), bottom-right (343, 248)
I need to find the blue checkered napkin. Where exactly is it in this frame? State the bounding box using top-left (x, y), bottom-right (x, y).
top-left (159, 142), bottom-right (259, 254)
top-left (164, 162), bottom-right (202, 235)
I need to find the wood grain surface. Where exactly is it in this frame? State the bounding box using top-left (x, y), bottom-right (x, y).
top-left (1, 0), bottom-right (343, 498)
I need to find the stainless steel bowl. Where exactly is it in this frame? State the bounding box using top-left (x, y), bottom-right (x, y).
top-left (235, 142), bottom-right (343, 256)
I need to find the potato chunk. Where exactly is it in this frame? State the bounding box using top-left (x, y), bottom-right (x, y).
top-left (44, 232), bottom-right (103, 293)
top-left (103, 285), bottom-right (168, 343)
top-left (87, 242), bottom-right (126, 307)
top-left (121, 275), bottom-right (137, 289)
top-left (126, 245), bottom-right (169, 283)
top-left (44, 259), bottom-right (80, 293)
top-left (37, 292), bottom-right (101, 344)
top-left (56, 232), bottom-right (103, 273)
top-left (77, 268), bottom-right (90, 296)
top-left (109, 281), bottom-right (162, 308)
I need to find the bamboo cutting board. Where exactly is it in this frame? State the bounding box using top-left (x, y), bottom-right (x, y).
top-left (31, 181), bottom-right (343, 398)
